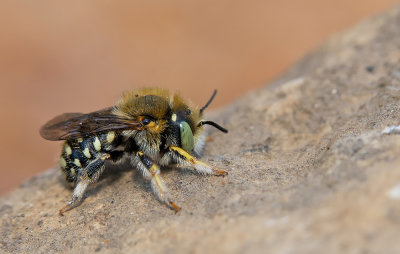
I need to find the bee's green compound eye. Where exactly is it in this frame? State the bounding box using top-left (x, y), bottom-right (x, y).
top-left (180, 121), bottom-right (194, 152)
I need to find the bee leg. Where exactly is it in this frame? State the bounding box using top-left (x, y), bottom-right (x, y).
top-left (59, 177), bottom-right (90, 216)
top-left (169, 146), bottom-right (228, 176)
top-left (59, 154), bottom-right (109, 216)
top-left (136, 151), bottom-right (181, 212)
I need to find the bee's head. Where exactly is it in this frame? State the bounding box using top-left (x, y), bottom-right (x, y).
top-left (170, 90), bottom-right (228, 153)
top-left (115, 88), bottom-right (228, 152)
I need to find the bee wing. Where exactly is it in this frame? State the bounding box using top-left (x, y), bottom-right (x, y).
top-left (40, 107), bottom-right (142, 141)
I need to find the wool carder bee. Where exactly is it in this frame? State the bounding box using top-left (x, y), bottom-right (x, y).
top-left (40, 88), bottom-right (228, 215)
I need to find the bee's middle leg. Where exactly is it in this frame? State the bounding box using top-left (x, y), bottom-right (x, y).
top-left (136, 151), bottom-right (181, 212)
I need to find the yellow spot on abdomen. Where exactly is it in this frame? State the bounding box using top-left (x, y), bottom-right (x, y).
top-left (60, 157), bottom-right (67, 168)
top-left (93, 137), bottom-right (101, 151)
top-left (107, 131), bottom-right (115, 143)
top-left (83, 148), bottom-right (91, 158)
top-left (65, 144), bottom-right (72, 155)
top-left (74, 159), bottom-right (82, 167)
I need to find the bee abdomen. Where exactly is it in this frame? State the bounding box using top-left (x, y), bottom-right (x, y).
top-left (60, 131), bottom-right (121, 182)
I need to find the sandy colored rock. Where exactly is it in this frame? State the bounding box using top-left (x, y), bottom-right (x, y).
top-left (2, 5), bottom-right (400, 254)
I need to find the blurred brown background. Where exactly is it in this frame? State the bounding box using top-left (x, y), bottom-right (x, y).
top-left (0, 0), bottom-right (397, 195)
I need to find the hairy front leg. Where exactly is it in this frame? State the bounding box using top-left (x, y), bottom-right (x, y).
top-left (136, 151), bottom-right (181, 212)
top-left (169, 146), bottom-right (228, 176)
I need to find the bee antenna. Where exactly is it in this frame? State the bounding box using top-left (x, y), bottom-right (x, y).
top-left (200, 89), bottom-right (217, 114)
top-left (198, 121), bottom-right (228, 133)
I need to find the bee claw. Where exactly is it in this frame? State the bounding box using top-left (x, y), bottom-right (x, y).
top-left (59, 206), bottom-right (68, 216)
top-left (215, 170), bottom-right (228, 176)
top-left (59, 200), bottom-right (76, 216)
top-left (169, 201), bottom-right (181, 213)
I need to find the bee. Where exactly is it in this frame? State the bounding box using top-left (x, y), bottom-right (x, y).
top-left (40, 88), bottom-right (228, 215)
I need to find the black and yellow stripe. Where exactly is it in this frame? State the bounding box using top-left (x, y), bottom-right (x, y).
top-left (60, 131), bottom-right (122, 183)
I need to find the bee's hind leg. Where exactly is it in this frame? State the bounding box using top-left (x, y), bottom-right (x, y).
top-left (59, 154), bottom-right (109, 216)
top-left (168, 146), bottom-right (228, 176)
top-left (59, 177), bottom-right (90, 216)
top-left (136, 151), bottom-right (181, 212)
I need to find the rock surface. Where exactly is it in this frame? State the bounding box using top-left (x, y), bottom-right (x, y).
top-left (2, 6), bottom-right (400, 254)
